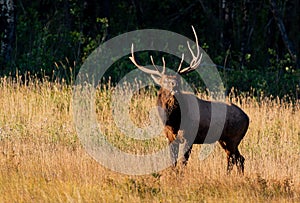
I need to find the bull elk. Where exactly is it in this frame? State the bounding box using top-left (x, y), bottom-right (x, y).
top-left (129, 27), bottom-right (249, 174)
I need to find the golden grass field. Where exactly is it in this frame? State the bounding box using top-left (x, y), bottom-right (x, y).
top-left (0, 76), bottom-right (299, 202)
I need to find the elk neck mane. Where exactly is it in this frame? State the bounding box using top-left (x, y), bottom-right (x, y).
top-left (157, 88), bottom-right (180, 113)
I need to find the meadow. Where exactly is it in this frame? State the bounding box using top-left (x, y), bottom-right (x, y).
top-left (0, 76), bottom-right (299, 202)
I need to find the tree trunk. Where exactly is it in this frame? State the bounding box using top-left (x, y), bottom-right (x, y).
top-left (284, 0), bottom-right (300, 68)
top-left (240, 0), bottom-right (250, 67)
top-left (0, 0), bottom-right (16, 70)
top-left (269, 0), bottom-right (297, 66)
top-left (132, 0), bottom-right (143, 28)
top-left (222, 0), bottom-right (234, 50)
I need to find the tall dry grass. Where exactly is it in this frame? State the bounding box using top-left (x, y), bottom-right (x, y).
top-left (0, 77), bottom-right (299, 202)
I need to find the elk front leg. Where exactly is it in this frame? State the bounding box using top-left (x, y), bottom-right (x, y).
top-left (182, 140), bottom-right (193, 165)
top-left (169, 141), bottom-right (179, 167)
top-left (165, 126), bottom-right (181, 167)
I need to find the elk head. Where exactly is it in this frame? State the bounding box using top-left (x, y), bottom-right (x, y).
top-left (129, 26), bottom-right (203, 95)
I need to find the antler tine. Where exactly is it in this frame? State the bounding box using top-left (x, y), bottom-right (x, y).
top-left (150, 55), bottom-right (160, 72)
top-left (177, 53), bottom-right (185, 73)
top-left (191, 25), bottom-right (200, 60)
top-left (129, 44), bottom-right (162, 77)
top-left (178, 26), bottom-right (203, 75)
top-left (162, 57), bottom-right (166, 74)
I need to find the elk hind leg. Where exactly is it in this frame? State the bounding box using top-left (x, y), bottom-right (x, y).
top-left (236, 151), bottom-right (245, 175)
top-left (219, 141), bottom-right (238, 174)
top-left (227, 153), bottom-right (236, 174)
top-left (227, 150), bottom-right (245, 175)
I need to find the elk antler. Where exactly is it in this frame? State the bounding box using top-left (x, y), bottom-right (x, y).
top-left (177, 26), bottom-right (203, 75)
top-left (129, 44), bottom-right (165, 77)
top-left (129, 26), bottom-right (203, 76)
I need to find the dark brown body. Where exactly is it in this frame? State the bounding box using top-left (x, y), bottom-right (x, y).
top-left (157, 88), bottom-right (249, 174)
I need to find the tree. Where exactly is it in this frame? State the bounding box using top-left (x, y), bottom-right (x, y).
top-left (269, 0), bottom-right (297, 67)
top-left (0, 0), bottom-right (16, 71)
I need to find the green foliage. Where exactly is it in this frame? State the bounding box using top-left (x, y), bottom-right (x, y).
top-left (1, 0), bottom-right (299, 98)
top-left (9, 1), bottom-right (109, 82)
top-left (225, 48), bottom-right (299, 98)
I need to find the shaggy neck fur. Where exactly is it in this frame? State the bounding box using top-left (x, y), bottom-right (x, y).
top-left (157, 88), bottom-right (181, 137)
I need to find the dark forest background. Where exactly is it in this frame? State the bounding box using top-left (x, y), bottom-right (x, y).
top-left (0, 0), bottom-right (299, 98)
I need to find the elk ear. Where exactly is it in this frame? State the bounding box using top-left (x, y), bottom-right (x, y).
top-left (151, 75), bottom-right (161, 86)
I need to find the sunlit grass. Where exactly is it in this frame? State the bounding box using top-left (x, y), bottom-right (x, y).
top-left (0, 76), bottom-right (299, 202)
